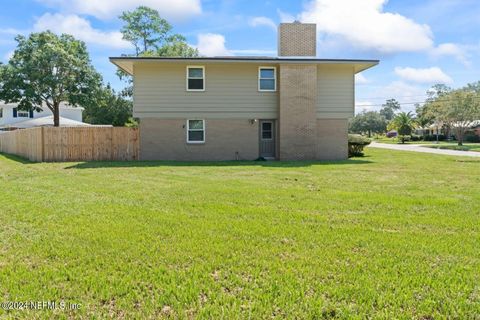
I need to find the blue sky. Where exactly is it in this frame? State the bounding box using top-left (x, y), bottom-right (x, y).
top-left (1, 0), bottom-right (479, 113)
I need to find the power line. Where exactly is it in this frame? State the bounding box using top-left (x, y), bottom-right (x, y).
top-left (357, 94), bottom-right (430, 101)
top-left (356, 96), bottom-right (480, 108)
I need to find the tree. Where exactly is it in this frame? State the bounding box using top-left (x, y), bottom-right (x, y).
top-left (389, 112), bottom-right (417, 143)
top-left (119, 6), bottom-right (198, 58)
top-left (82, 85), bottom-right (133, 126)
top-left (0, 31), bottom-right (101, 127)
top-left (423, 83), bottom-right (480, 145)
top-left (415, 103), bottom-right (435, 135)
top-left (434, 89), bottom-right (480, 146)
top-left (157, 34), bottom-right (199, 57)
top-left (120, 6), bottom-right (172, 55)
top-left (380, 99), bottom-right (401, 121)
top-left (422, 84), bottom-right (454, 138)
top-left (118, 6), bottom-right (198, 97)
top-left (349, 111), bottom-right (387, 137)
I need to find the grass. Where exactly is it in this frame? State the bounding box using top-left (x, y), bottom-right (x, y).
top-left (0, 149), bottom-right (479, 319)
top-left (424, 144), bottom-right (480, 152)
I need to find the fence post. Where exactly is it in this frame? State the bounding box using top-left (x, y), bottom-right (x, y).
top-left (41, 126), bottom-right (45, 162)
top-left (111, 127), bottom-right (114, 161)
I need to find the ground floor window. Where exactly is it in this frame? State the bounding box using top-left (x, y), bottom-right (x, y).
top-left (187, 119), bottom-right (205, 143)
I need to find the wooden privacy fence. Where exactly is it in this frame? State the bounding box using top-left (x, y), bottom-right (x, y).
top-left (0, 127), bottom-right (139, 162)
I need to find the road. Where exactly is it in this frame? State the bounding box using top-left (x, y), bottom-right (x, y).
top-left (368, 142), bottom-right (480, 158)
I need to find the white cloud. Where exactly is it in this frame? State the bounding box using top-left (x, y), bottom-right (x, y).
top-left (355, 73), bottom-right (369, 85)
top-left (357, 81), bottom-right (427, 113)
top-left (197, 33), bottom-right (231, 57)
top-left (299, 0), bottom-right (433, 53)
top-left (249, 17), bottom-right (277, 31)
top-left (431, 43), bottom-right (470, 66)
top-left (35, 0), bottom-right (201, 21)
top-left (34, 13), bottom-right (131, 49)
top-left (394, 67), bottom-right (453, 84)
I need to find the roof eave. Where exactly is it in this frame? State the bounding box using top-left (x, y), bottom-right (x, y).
top-left (109, 57), bottom-right (379, 76)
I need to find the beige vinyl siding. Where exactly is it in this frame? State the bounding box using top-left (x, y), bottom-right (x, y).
top-left (133, 62), bottom-right (278, 119)
top-left (317, 65), bottom-right (355, 119)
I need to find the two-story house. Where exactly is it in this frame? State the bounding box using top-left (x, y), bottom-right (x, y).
top-left (111, 22), bottom-right (378, 161)
top-left (0, 102), bottom-right (84, 129)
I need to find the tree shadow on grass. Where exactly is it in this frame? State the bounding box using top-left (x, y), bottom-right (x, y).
top-left (64, 158), bottom-right (373, 169)
top-left (0, 152), bottom-right (33, 164)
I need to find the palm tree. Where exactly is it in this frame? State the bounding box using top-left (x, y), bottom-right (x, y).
top-left (390, 112), bottom-right (417, 144)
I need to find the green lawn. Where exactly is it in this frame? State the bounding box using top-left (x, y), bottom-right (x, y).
top-left (0, 149), bottom-right (479, 319)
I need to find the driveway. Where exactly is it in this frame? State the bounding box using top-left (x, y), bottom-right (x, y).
top-left (368, 142), bottom-right (480, 158)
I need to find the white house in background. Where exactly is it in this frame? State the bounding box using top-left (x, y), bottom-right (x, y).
top-left (0, 102), bottom-right (84, 129)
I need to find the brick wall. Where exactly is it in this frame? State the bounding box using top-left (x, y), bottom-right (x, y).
top-left (140, 118), bottom-right (259, 161)
top-left (316, 119), bottom-right (349, 160)
top-left (278, 23), bottom-right (316, 57)
top-left (279, 64), bottom-right (318, 160)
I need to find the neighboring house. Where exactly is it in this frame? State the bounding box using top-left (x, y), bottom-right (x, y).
top-left (111, 22), bottom-right (378, 161)
top-left (5, 116), bottom-right (91, 129)
top-left (0, 102), bottom-right (84, 129)
top-left (417, 120), bottom-right (480, 137)
top-left (472, 123), bottom-right (480, 136)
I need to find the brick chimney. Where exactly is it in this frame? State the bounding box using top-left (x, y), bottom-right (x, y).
top-left (277, 22), bottom-right (318, 160)
top-left (278, 22), bottom-right (317, 57)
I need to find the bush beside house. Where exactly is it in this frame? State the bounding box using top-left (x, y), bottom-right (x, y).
top-left (348, 134), bottom-right (371, 157)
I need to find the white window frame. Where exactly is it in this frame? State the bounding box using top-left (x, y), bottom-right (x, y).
top-left (258, 66), bottom-right (277, 92)
top-left (186, 66), bottom-right (205, 92)
top-left (17, 110), bottom-right (30, 118)
top-left (186, 119), bottom-right (205, 144)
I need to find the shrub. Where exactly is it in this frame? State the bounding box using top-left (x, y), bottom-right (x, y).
top-left (424, 134), bottom-right (447, 141)
top-left (465, 134), bottom-right (480, 143)
top-left (398, 135), bottom-right (411, 144)
top-left (410, 134), bottom-right (423, 141)
top-left (348, 134), bottom-right (371, 157)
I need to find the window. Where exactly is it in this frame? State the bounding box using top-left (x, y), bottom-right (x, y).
top-left (187, 120), bottom-right (205, 143)
top-left (187, 66), bottom-right (205, 91)
top-left (0, 108), bottom-right (3, 118)
top-left (17, 109), bottom-right (29, 118)
top-left (259, 67), bottom-right (276, 91)
top-left (261, 122), bottom-right (273, 140)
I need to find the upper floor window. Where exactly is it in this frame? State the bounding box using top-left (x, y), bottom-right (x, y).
top-left (258, 67), bottom-right (276, 92)
top-left (187, 66), bottom-right (205, 91)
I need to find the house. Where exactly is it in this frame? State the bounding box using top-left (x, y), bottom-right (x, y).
top-left (416, 120), bottom-right (480, 137)
top-left (472, 122), bottom-right (480, 136)
top-left (0, 102), bottom-right (84, 129)
top-left (110, 22), bottom-right (378, 161)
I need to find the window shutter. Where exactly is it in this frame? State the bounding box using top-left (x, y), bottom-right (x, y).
top-left (13, 108), bottom-right (17, 118)
top-left (29, 109), bottom-right (34, 118)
